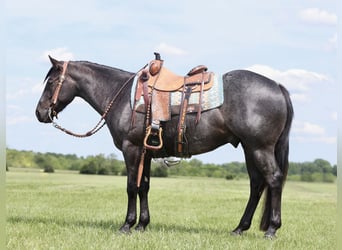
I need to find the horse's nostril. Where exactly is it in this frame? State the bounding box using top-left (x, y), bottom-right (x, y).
top-left (35, 108), bottom-right (48, 123)
top-left (35, 109), bottom-right (41, 120)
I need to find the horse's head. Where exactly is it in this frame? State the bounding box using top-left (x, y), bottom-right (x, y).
top-left (36, 56), bottom-right (78, 123)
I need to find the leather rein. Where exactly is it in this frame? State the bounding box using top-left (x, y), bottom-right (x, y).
top-left (48, 61), bottom-right (147, 138)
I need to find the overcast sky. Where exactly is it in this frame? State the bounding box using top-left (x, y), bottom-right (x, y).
top-left (6, 0), bottom-right (337, 165)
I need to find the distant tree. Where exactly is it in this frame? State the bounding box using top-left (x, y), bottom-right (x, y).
top-left (5, 147), bottom-right (336, 182)
top-left (80, 160), bottom-right (98, 174)
top-left (288, 162), bottom-right (302, 175)
top-left (313, 159), bottom-right (332, 173)
top-left (225, 172), bottom-right (235, 180)
top-left (151, 164), bottom-right (168, 177)
top-left (322, 173), bottom-right (335, 183)
top-left (34, 154), bottom-right (47, 168)
top-left (332, 165), bottom-right (337, 176)
top-left (189, 158), bottom-right (203, 168)
top-left (69, 160), bottom-right (83, 171)
top-left (121, 167), bottom-right (127, 176)
top-left (97, 166), bottom-right (109, 175)
top-left (34, 154), bottom-right (56, 172)
top-left (301, 172), bottom-right (314, 182)
top-left (6, 148), bottom-right (35, 168)
top-left (44, 165), bottom-right (55, 173)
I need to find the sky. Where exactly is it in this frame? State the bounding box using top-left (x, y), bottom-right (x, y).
top-left (5, 0), bottom-right (337, 165)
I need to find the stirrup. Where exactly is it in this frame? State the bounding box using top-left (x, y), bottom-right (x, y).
top-left (143, 126), bottom-right (163, 151)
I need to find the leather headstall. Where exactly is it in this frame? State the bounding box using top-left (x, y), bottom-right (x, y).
top-left (49, 61), bottom-right (69, 119)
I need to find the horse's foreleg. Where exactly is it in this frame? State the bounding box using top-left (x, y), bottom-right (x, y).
top-left (119, 143), bottom-right (141, 233)
top-left (135, 154), bottom-right (152, 231)
top-left (119, 180), bottom-right (138, 233)
top-left (232, 149), bottom-right (266, 235)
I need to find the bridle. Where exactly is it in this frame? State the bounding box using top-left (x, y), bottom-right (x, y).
top-left (47, 61), bottom-right (147, 138)
top-left (49, 61), bottom-right (69, 119)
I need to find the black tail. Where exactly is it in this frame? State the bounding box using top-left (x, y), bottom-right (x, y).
top-left (260, 84), bottom-right (294, 231)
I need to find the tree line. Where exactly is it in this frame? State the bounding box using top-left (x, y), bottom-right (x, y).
top-left (6, 148), bottom-right (337, 183)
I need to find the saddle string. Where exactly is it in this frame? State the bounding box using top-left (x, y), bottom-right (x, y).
top-left (49, 63), bottom-right (148, 138)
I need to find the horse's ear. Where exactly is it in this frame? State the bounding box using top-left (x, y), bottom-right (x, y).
top-left (48, 55), bottom-right (60, 69)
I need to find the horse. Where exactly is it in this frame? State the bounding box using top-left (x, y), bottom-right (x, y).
top-left (35, 56), bottom-right (293, 238)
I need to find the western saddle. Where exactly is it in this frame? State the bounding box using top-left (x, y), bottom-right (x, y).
top-left (133, 53), bottom-right (215, 157)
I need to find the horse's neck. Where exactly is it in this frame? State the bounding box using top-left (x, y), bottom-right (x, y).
top-left (76, 64), bottom-right (132, 115)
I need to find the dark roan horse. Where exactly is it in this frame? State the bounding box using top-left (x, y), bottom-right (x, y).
top-left (36, 56), bottom-right (293, 238)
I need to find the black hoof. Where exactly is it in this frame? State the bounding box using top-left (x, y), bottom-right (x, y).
top-left (135, 224), bottom-right (146, 232)
top-left (119, 224), bottom-right (131, 234)
top-left (231, 229), bottom-right (243, 236)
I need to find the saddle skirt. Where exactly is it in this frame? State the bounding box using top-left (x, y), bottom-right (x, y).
top-left (131, 69), bottom-right (224, 119)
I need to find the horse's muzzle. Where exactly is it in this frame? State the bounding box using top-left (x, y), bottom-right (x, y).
top-left (35, 108), bottom-right (52, 123)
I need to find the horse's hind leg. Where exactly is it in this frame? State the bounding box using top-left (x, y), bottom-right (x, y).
top-left (250, 147), bottom-right (283, 238)
top-left (232, 148), bottom-right (266, 235)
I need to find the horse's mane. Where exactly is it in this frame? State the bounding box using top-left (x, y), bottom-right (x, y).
top-left (78, 61), bottom-right (133, 75)
top-left (43, 60), bottom-right (133, 84)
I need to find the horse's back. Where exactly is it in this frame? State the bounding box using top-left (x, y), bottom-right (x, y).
top-left (223, 69), bottom-right (282, 93)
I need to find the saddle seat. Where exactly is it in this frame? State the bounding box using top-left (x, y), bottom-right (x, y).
top-left (146, 65), bottom-right (213, 92)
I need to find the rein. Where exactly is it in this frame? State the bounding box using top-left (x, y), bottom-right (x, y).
top-left (48, 62), bottom-right (148, 138)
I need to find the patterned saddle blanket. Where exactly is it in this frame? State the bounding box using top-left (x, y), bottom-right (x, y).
top-left (131, 72), bottom-right (224, 118)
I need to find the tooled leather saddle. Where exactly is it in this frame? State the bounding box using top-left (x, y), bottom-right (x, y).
top-left (132, 53), bottom-right (217, 157)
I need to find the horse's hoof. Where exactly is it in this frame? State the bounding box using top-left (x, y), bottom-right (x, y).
top-left (231, 229), bottom-right (243, 236)
top-left (135, 224), bottom-right (146, 232)
top-left (264, 233), bottom-right (276, 240)
top-left (119, 225), bottom-right (131, 234)
top-left (264, 227), bottom-right (277, 239)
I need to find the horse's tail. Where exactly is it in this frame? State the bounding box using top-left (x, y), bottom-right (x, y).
top-left (260, 84), bottom-right (294, 231)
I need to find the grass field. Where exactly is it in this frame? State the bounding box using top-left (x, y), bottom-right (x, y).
top-left (6, 169), bottom-right (336, 249)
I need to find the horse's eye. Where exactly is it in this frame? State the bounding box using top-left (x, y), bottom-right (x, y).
top-left (47, 78), bottom-right (57, 85)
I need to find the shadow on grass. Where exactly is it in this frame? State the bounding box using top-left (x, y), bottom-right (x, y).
top-left (147, 222), bottom-right (259, 238)
top-left (7, 215), bottom-right (260, 238)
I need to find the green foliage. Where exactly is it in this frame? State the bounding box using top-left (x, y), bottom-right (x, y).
top-left (289, 158), bottom-right (336, 183)
top-left (225, 172), bottom-right (236, 180)
top-left (302, 172), bottom-right (336, 183)
top-left (80, 160), bottom-right (98, 174)
top-left (167, 160), bottom-right (247, 179)
top-left (6, 148), bottom-right (336, 183)
top-left (43, 165), bottom-right (55, 173)
top-left (332, 164), bottom-right (337, 176)
top-left (151, 161), bottom-right (168, 177)
top-left (6, 148), bottom-right (36, 168)
top-left (79, 154), bottom-right (124, 175)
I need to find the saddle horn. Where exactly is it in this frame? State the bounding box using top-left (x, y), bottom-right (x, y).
top-left (154, 52), bottom-right (161, 60)
top-left (149, 52), bottom-right (163, 76)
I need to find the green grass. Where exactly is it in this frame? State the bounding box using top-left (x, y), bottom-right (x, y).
top-left (6, 169), bottom-right (336, 249)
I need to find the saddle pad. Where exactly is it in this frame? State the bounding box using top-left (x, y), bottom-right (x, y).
top-left (131, 73), bottom-right (224, 115)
